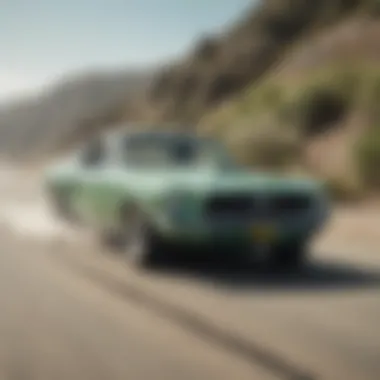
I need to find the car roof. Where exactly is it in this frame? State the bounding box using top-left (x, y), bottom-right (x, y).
top-left (101, 124), bottom-right (202, 143)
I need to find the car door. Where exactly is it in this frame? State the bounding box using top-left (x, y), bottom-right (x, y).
top-left (94, 135), bottom-right (131, 230)
top-left (75, 134), bottom-right (133, 230)
top-left (73, 136), bottom-right (111, 228)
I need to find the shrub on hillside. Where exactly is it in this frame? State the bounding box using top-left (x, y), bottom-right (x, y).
top-left (293, 84), bottom-right (350, 137)
top-left (364, 0), bottom-right (380, 16)
top-left (365, 72), bottom-right (380, 121)
top-left (325, 176), bottom-right (365, 202)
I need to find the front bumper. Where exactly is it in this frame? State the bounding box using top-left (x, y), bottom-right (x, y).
top-left (154, 206), bottom-right (330, 249)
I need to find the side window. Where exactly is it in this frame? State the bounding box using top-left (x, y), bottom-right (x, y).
top-left (80, 137), bottom-right (106, 167)
top-left (123, 138), bottom-right (167, 167)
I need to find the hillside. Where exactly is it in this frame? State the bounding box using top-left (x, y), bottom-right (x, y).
top-left (140, 0), bottom-right (380, 198)
top-left (141, 0), bottom-right (380, 122)
top-left (0, 69), bottom-right (152, 160)
top-left (198, 17), bottom-right (380, 195)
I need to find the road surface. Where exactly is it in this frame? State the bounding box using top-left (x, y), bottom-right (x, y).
top-left (0, 226), bottom-right (277, 380)
top-left (0, 165), bottom-right (379, 380)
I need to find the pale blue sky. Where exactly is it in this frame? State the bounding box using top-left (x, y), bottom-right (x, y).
top-left (0, 0), bottom-right (254, 100)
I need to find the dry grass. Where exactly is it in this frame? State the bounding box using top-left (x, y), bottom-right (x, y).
top-left (145, 1), bottom-right (380, 124)
top-left (355, 125), bottom-right (380, 189)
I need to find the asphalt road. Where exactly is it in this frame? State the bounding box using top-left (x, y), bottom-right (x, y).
top-left (0, 227), bottom-right (277, 380)
top-left (0, 166), bottom-right (379, 380)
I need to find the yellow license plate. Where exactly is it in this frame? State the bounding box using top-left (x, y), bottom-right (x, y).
top-left (251, 225), bottom-right (276, 242)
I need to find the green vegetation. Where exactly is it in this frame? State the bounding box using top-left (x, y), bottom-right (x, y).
top-left (199, 65), bottom-right (380, 197)
top-left (356, 125), bottom-right (380, 189)
top-left (289, 69), bottom-right (360, 136)
top-left (325, 177), bottom-right (365, 202)
top-left (202, 66), bottom-right (372, 133)
top-left (229, 125), bottom-right (301, 170)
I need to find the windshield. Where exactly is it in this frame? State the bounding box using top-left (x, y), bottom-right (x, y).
top-left (123, 135), bottom-right (236, 169)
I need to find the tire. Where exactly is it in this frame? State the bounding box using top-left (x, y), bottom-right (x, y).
top-left (121, 206), bottom-right (169, 270)
top-left (268, 241), bottom-right (308, 271)
top-left (133, 225), bottom-right (169, 269)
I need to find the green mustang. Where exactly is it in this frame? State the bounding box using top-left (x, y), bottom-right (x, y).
top-left (44, 129), bottom-right (330, 268)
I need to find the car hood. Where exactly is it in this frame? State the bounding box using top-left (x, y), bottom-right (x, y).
top-left (134, 168), bottom-right (324, 196)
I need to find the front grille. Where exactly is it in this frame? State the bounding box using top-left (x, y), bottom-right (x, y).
top-left (271, 194), bottom-right (313, 214)
top-left (204, 194), bottom-right (258, 221)
top-left (204, 192), bottom-right (313, 222)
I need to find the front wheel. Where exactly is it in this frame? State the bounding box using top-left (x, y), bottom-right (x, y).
top-left (268, 241), bottom-right (309, 271)
top-left (122, 208), bottom-right (169, 269)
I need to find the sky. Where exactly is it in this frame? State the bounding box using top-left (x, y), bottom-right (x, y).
top-left (0, 0), bottom-right (254, 101)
